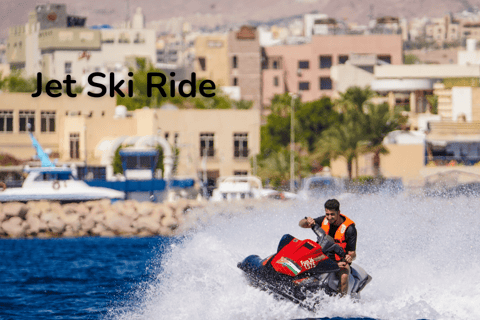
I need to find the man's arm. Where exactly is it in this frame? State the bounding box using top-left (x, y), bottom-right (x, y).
top-left (345, 224), bottom-right (357, 263)
top-left (299, 217), bottom-right (316, 228)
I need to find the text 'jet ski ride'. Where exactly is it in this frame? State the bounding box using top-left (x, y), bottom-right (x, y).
top-left (237, 224), bottom-right (372, 311)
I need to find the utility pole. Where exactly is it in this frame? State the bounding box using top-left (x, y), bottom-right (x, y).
top-left (290, 93), bottom-right (297, 192)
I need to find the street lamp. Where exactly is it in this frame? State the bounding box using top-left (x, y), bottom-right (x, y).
top-left (289, 93), bottom-right (297, 192)
top-left (289, 68), bottom-right (302, 192)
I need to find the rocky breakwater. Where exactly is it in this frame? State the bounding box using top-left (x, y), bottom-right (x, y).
top-left (0, 199), bottom-right (204, 238)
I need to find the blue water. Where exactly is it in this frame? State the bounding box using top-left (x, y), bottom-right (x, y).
top-left (2, 196), bottom-right (480, 319)
top-left (0, 237), bottom-right (176, 320)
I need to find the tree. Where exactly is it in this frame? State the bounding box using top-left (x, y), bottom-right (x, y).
top-left (316, 108), bottom-right (368, 179)
top-left (117, 58), bottom-right (240, 110)
top-left (336, 86), bottom-right (376, 113)
top-left (363, 103), bottom-right (407, 177)
top-left (295, 96), bottom-right (338, 152)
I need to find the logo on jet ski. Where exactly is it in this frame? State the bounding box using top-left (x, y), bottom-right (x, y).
top-left (276, 257), bottom-right (301, 275)
top-left (300, 258), bottom-right (316, 270)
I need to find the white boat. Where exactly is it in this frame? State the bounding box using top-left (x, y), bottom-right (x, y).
top-left (297, 175), bottom-right (344, 200)
top-left (210, 176), bottom-right (296, 202)
top-left (0, 167), bottom-right (125, 202)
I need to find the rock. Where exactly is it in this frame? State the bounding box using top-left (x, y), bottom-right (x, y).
top-left (104, 215), bottom-right (136, 235)
top-left (47, 217), bottom-right (66, 234)
top-left (26, 215), bottom-right (48, 235)
top-left (63, 225), bottom-right (77, 238)
top-left (161, 216), bottom-right (178, 230)
top-left (135, 216), bottom-right (160, 234)
top-left (136, 202), bottom-right (154, 217)
top-left (0, 210), bottom-right (6, 223)
top-left (2, 217), bottom-right (27, 238)
top-left (75, 203), bottom-right (90, 217)
top-left (3, 202), bottom-right (28, 219)
top-left (27, 200), bottom-right (50, 213)
top-left (49, 202), bottom-right (63, 215)
top-left (90, 203), bottom-right (105, 216)
top-left (80, 215), bottom-right (96, 232)
top-left (62, 214), bottom-right (82, 233)
top-left (41, 212), bottom-right (58, 223)
top-left (90, 223), bottom-right (108, 236)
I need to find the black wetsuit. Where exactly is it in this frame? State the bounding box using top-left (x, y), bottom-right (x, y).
top-left (314, 215), bottom-right (357, 260)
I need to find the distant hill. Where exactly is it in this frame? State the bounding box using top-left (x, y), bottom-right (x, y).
top-left (1, 0), bottom-right (479, 38)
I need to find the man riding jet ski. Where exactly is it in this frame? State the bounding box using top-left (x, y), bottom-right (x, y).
top-left (237, 224), bottom-right (372, 310)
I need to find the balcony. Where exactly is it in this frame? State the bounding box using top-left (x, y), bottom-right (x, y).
top-left (234, 149), bottom-right (249, 160)
top-left (200, 148), bottom-right (215, 158)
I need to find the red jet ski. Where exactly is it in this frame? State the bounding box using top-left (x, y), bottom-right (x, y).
top-left (237, 225), bottom-right (372, 310)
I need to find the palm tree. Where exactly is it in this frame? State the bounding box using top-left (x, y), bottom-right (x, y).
top-left (316, 109), bottom-right (368, 179)
top-left (364, 103), bottom-right (407, 177)
top-left (337, 86), bottom-right (376, 113)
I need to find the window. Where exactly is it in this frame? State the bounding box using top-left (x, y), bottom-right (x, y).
top-left (134, 32), bottom-right (145, 44)
top-left (118, 32), bottom-right (130, 43)
top-left (69, 133), bottom-right (80, 159)
top-left (377, 55), bottom-right (391, 64)
top-left (298, 60), bottom-right (310, 69)
top-left (299, 81), bottom-right (310, 91)
top-left (233, 77), bottom-right (238, 86)
top-left (200, 133), bottom-right (215, 157)
top-left (234, 171), bottom-right (248, 175)
top-left (174, 133), bottom-right (179, 146)
top-left (198, 57), bottom-right (206, 71)
top-left (320, 77), bottom-right (332, 90)
top-left (234, 133), bottom-right (248, 158)
top-left (41, 111), bottom-right (56, 132)
top-left (273, 76), bottom-right (279, 87)
top-left (319, 55), bottom-right (332, 68)
top-left (164, 132), bottom-right (169, 141)
top-left (0, 110), bottom-right (13, 132)
top-left (338, 55), bottom-right (349, 64)
top-left (19, 110), bottom-right (35, 132)
top-left (272, 60), bottom-right (279, 69)
top-left (232, 55), bottom-right (238, 68)
top-left (65, 61), bottom-right (72, 74)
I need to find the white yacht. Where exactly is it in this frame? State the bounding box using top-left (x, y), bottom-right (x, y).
top-left (210, 176), bottom-right (296, 202)
top-left (0, 167), bottom-right (125, 202)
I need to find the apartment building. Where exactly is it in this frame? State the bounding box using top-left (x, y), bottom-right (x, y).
top-left (228, 26), bottom-right (262, 110)
top-left (262, 34), bottom-right (403, 105)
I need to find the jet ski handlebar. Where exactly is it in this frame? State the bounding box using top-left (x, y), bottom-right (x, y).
top-left (310, 222), bottom-right (346, 260)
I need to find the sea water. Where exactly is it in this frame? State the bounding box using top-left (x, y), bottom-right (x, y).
top-left (1, 194), bottom-right (480, 319)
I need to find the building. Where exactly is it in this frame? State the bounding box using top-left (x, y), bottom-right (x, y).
top-left (228, 26), bottom-right (262, 110)
top-left (262, 34), bottom-right (403, 105)
top-left (6, 4), bottom-right (156, 86)
top-left (194, 34), bottom-right (229, 86)
top-left (0, 93), bottom-right (260, 186)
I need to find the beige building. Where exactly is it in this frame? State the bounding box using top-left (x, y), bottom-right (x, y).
top-left (0, 93), bottom-right (260, 182)
top-left (7, 4), bottom-right (155, 85)
top-left (194, 34), bottom-right (230, 86)
top-left (426, 14), bottom-right (461, 44)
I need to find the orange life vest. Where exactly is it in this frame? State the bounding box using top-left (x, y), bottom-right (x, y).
top-left (320, 214), bottom-right (355, 261)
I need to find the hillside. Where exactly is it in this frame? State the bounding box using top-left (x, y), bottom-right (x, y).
top-left (1, 0), bottom-right (479, 38)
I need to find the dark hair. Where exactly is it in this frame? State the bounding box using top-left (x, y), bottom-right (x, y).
top-left (324, 199), bottom-right (340, 212)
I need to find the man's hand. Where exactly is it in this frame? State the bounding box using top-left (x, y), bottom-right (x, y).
top-left (305, 217), bottom-right (316, 227)
top-left (337, 261), bottom-right (348, 268)
top-left (345, 254), bottom-right (353, 264)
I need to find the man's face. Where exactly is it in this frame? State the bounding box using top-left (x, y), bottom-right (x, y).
top-left (325, 209), bottom-right (339, 225)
